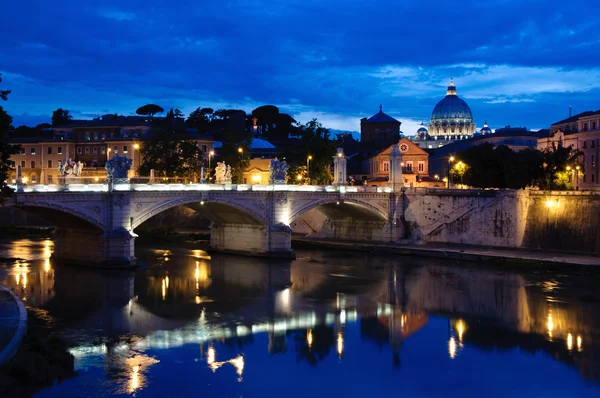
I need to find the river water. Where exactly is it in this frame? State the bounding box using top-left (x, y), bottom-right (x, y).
top-left (1, 238), bottom-right (600, 397)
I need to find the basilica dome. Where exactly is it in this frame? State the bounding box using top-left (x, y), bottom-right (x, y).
top-left (428, 78), bottom-right (476, 139)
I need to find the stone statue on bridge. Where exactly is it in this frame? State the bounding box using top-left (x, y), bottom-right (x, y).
top-left (57, 158), bottom-right (84, 177)
top-left (215, 162), bottom-right (232, 184)
top-left (269, 158), bottom-right (289, 184)
top-left (105, 155), bottom-right (132, 179)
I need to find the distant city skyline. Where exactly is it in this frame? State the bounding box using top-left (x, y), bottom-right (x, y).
top-left (2, 0), bottom-right (599, 134)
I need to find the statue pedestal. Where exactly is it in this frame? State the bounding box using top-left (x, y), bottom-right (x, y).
top-left (270, 172), bottom-right (287, 185)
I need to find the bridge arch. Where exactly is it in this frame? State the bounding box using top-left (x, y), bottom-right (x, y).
top-left (13, 202), bottom-right (106, 231)
top-left (289, 197), bottom-right (389, 223)
top-left (132, 195), bottom-right (268, 230)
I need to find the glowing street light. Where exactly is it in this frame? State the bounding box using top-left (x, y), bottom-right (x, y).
top-left (307, 155), bottom-right (312, 184)
top-left (447, 156), bottom-right (455, 188)
top-left (134, 143), bottom-right (140, 177)
top-left (208, 150), bottom-right (215, 182)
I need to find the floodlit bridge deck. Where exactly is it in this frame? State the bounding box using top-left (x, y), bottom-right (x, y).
top-left (8, 183), bottom-right (393, 194)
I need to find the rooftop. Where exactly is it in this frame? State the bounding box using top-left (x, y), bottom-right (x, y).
top-left (363, 106), bottom-right (400, 124)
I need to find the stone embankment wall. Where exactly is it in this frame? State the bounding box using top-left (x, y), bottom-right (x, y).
top-left (521, 191), bottom-right (600, 253)
top-left (404, 189), bottom-right (600, 253)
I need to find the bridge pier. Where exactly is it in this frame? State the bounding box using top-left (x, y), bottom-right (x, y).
top-left (209, 222), bottom-right (294, 258)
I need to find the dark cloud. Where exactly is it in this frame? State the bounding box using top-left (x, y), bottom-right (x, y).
top-left (1, 0), bottom-right (600, 132)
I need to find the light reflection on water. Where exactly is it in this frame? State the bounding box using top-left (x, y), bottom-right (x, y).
top-left (0, 239), bottom-right (600, 397)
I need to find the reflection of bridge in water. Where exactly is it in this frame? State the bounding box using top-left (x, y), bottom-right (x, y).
top-left (2, 247), bottom-right (600, 384)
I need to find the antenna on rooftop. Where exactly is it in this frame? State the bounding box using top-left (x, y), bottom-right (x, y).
top-left (569, 105), bottom-right (572, 118)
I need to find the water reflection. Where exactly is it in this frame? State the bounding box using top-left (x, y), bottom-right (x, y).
top-left (1, 239), bottom-right (600, 395)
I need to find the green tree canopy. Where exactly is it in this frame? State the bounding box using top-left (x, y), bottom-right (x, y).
top-left (0, 74), bottom-right (18, 200)
top-left (51, 108), bottom-right (73, 127)
top-left (282, 119), bottom-right (336, 185)
top-left (139, 129), bottom-right (205, 181)
top-left (135, 104), bottom-right (164, 119)
top-left (211, 109), bottom-right (252, 183)
top-left (452, 143), bottom-right (582, 190)
top-left (186, 107), bottom-right (214, 132)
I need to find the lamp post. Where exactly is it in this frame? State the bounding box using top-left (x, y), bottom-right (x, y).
top-left (447, 156), bottom-right (455, 189)
top-left (576, 165), bottom-right (580, 190)
top-left (208, 150), bottom-right (214, 182)
top-left (307, 155), bottom-right (312, 184)
top-left (134, 143), bottom-right (140, 177)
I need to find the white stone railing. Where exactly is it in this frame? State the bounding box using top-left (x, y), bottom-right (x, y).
top-left (8, 183), bottom-right (394, 194)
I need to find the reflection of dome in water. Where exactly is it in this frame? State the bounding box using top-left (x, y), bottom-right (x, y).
top-left (428, 78), bottom-right (476, 138)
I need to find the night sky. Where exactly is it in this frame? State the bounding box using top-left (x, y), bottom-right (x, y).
top-left (2, 0), bottom-right (599, 134)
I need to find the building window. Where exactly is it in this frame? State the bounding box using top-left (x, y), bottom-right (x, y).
top-left (593, 140), bottom-right (596, 148)
top-left (202, 145), bottom-right (207, 152)
top-left (592, 155), bottom-right (596, 168)
top-left (30, 161), bottom-right (36, 169)
top-left (58, 147), bottom-right (63, 155)
top-left (30, 174), bottom-right (37, 183)
top-left (593, 174), bottom-right (596, 183)
top-left (47, 160), bottom-right (52, 168)
top-left (123, 146), bottom-right (128, 154)
top-left (30, 148), bottom-right (36, 155)
top-left (418, 161), bottom-right (425, 172)
top-left (85, 147), bottom-right (90, 154)
top-left (593, 122), bottom-right (597, 130)
top-left (21, 161), bottom-right (25, 168)
top-left (77, 147), bottom-right (82, 155)
top-left (93, 131), bottom-right (98, 140)
top-left (85, 131), bottom-right (91, 140)
top-left (382, 161), bottom-right (390, 172)
top-left (583, 141), bottom-right (587, 149)
top-left (113, 146), bottom-right (118, 154)
top-left (405, 161), bottom-right (413, 172)
top-left (93, 147), bottom-right (98, 154)
top-left (47, 147), bottom-right (53, 155)
top-left (47, 175), bottom-right (53, 184)
top-left (101, 132), bottom-right (107, 140)
top-left (101, 147), bottom-right (106, 155)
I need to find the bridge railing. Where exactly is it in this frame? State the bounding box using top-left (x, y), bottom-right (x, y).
top-left (7, 182), bottom-right (395, 193)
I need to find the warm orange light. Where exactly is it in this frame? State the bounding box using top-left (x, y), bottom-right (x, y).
top-left (238, 147), bottom-right (243, 153)
top-left (296, 174), bottom-right (303, 181)
top-left (449, 156), bottom-right (455, 162)
top-left (307, 155), bottom-right (312, 160)
top-left (107, 147), bottom-right (111, 152)
top-left (134, 143), bottom-right (140, 150)
top-left (307, 329), bottom-right (313, 348)
top-left (566, 166), bottom-right (572, 171)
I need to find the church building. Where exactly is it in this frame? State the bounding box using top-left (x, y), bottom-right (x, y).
top-left (360, 105), bottom-right (401, 152)
top-left (364, 137), bottom-right (440, 187)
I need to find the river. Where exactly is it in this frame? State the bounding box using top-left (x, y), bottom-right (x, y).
top-left (1, 238), bottom-right (599, 397)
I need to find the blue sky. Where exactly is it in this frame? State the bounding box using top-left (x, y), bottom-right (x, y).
top-left (2, 0), bottom-right (600, 135)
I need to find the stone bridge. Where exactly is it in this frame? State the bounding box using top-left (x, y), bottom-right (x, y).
top-left (4, 183), bottom-right (404, 266)
top-left (6, 182), bottom-right (592, 266)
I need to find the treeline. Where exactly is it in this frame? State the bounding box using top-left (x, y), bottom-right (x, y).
top-left (451, 143), bottom-right (583, 190)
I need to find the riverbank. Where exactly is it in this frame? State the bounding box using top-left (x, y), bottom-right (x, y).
top-left (292, 238), bottom-right (600, 269)
top-left (0, 286), bottom-right (27, 365)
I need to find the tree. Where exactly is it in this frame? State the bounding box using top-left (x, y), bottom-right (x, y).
top-left (51, 108), bottom-right (73, 127)
top-left (186, 107), bottom-right (214, 133)
top-left (282, 119), bottom-right (336, 185)
top-left (0, 74), bottom-right (18, 200)
top-left (453, 144), bottom-right (541, 189)
top-left (135, 104), bottom-right (164, 119)
top-left (211, 109), bottom-right (252, 183)
top-left (139, 126), bottom-right (205, 181)
top-left (537, 144), bottom-right (582, 190)
top-left (250, 105), bottom-right (296, 141)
